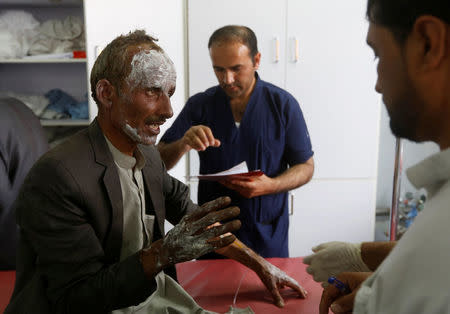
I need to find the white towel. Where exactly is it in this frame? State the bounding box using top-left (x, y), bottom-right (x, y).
top-left (29, 16), bottom-right (85, 56)
top-left (0, 10), bottom-right (39, 58)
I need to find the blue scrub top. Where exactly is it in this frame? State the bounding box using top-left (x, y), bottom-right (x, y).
top-left (161, 73), bottom-right (313, 257)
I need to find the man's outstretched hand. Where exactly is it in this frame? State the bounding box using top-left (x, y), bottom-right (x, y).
top-left (257, 261), bottom-right (308, 307)
top-left (218, 239), bottom-right (308, 308)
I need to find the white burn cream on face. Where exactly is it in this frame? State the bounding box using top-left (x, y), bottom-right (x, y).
top-left (127, 49), bottom-right (176, 94)
top-left (123, 124), bottom-right (142, 143)
top-left (121, 49), bottom-right (177, 144)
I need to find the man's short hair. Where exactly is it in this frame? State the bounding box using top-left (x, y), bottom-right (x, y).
top-left (367, 0), bottom-right (450, 43)
top-left (90, 29), bottom-right (162, 105)
top-left (208, 25), bottom-right (259, 62)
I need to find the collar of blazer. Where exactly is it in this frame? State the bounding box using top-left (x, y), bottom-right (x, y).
top-left (87, 119), bottom-right (123, 261)
top-left (87, 119), bottom-right (166, 260)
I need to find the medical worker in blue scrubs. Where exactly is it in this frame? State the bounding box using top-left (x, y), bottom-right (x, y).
top-left (158, 25), bottom-right (314, 258)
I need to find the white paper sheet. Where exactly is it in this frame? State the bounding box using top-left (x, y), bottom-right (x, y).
top-left (194, 161), bottom-right (263, 181)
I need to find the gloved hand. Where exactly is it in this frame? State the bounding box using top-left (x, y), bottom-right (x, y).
top-left (303, 241), bottom-right (370, 287)
top-left (140, 197), bottom-right (241, 277)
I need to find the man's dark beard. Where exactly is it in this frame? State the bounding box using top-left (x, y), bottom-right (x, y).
top-left (385, 63), bottom-right (429, 142)
top-left (388, 89), bottom-right (423, 143)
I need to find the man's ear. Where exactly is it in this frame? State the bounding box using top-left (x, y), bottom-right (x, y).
top-left (253, 52), bottom-right (261, 70)
top-left (96, 79), bottom-right (115, 109)
top-left (410, 15), bottom-right (449, 72)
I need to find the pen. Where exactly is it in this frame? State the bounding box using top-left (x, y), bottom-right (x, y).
top-left (328, 276), bottom-right (350, 293)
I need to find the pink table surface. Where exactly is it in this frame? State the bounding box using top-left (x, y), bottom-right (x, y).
top-left (1, 258), bottom-right (329, 313)
top-left (0, 271), bottom-right (15, 314)
top-left (176, 257), bottom-right (327, 314)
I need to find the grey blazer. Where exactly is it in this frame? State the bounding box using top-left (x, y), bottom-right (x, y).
top-left (5, 119), bottom-right (197, 314)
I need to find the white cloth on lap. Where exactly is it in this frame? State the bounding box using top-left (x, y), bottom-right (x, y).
top-left (112, 271), bottom-right (254, 314)
top-left (111, 271), bottom-right (213, 314)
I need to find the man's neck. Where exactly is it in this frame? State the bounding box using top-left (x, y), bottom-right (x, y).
top-left (229, 75), bottom-right (257, 121)
top-left (438, 89), bottom-right (450, 150)
top-left (97, 116), bottom-right (136, 156)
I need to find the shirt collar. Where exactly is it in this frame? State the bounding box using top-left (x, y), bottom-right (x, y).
top-left (104, 135), bottom-right (146, 170)
top-left (253, 71), bottom-right (261, 89)
top-left (406, 147), bottom-right (450, 193)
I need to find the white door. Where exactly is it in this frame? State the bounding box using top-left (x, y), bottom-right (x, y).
top-left (286, 0), bottom-right (380, 179)
top-left (289, 179), bottom-right (377, 257)
top-left (286, 0), bottom-right (380, 255)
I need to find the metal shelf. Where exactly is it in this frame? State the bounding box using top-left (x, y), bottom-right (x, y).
top-left (40, 119), bottom-right (90, 127)
top-left (0, 0), bottom-right (82, 7)
top-left (0, 58), bottom-right (86, 64)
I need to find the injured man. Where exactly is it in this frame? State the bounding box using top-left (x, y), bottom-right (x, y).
top-left (5, 29), bottom-right (306, 314)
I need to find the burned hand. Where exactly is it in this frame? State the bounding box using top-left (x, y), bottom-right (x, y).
top-left (162, 196), bottom-right (241, 265)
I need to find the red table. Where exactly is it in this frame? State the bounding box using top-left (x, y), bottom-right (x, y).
top-left (176, 257), bottom-right (327, 314)
top-left (1, 259), bottom-right (328, 313)
top-left (0, 271), bottom-right (15, 314)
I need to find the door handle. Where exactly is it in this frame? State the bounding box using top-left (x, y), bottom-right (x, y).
top-left (95, 45), bottom-right (103, 58)
top-left (274, 37), bottom-right (280, 63)
top-left (289, 192), bottom-right (294, 216)
top-left (294, 38), bottom-right (299, 62)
